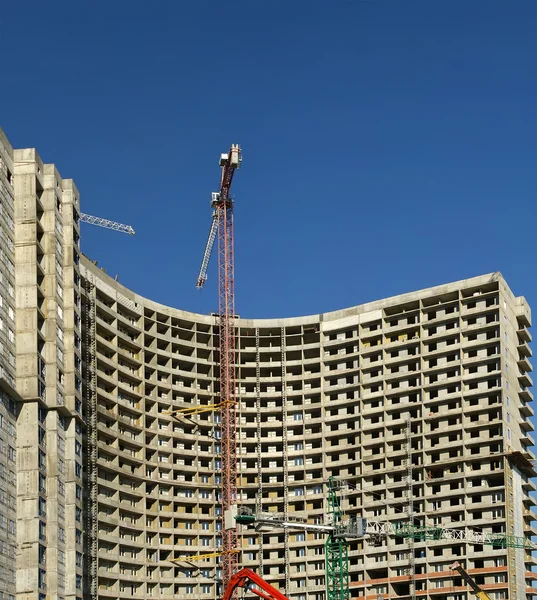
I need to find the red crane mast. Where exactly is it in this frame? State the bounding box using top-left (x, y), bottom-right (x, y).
top-left (196, 145), bottom-right (242, 592)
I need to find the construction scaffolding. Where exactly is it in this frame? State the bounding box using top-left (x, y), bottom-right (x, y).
top-left (281, 327), bottom-right (290, 596)
top-left (255, 327), bottom-right (264, 578)
top-left (83, 274), bottom-right (98, 600)
top-left (404, 418), bottom-right (416, 600)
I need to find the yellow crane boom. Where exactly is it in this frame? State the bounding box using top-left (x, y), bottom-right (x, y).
top-left (451, 562), bottom-right (493, 600)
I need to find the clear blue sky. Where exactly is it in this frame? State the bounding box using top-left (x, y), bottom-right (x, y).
top-left (2, 0), bottom-right (536, 318)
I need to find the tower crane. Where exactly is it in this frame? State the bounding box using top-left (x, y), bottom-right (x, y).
top-left (196, 145), bottom-right (242, 592)
top-left (236, 477), bottom-right (535, 600)
top-left (236, 478), bottom-right (365, 600)
top-left (237, 511), bottom-right (537, 551)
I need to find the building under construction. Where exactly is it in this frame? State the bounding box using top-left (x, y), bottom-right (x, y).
top-left (0, 128), bottom-right (535, 600)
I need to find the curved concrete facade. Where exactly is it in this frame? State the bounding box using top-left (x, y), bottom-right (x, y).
top-left (80, 257), bottom-right (535, 600)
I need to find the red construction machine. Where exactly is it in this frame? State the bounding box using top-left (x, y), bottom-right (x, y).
top-left (221, 568), bottom-right (290, 600)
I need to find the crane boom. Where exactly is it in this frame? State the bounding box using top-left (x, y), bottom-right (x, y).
top-left (236, 512), bottom-right (334, 533)
top-left (80, 213), bottom-right (135, 235)
top-left (236, 509), bottom-right (537, 550)
top-left (222, 568), bottom-right (290, 600)
top-left (170, 549), bottom-right (240, 563)
top-left (366, 520), bottom-right (537, 549)
top-left (451, 562), bottom-right (493, 600)
top-left (196, 209), bottom-right (218, 288)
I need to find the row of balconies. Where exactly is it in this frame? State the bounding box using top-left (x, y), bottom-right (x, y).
top-left (96, 478), bottom-right (510, 508)
top-left (97, 389), bottom-right (525, 423)
top-left (95, 501), bottom-right (510, 536)
top-left (117, 291), bottom-right (499, 339)
top-left (93, 536), bottom-right (516, 572)
top-left (135, 376), bottom-right (504, 407)
top-left (324, 312), bottom-right (495, 348)
top-left (246, 423), bottom-right (510, 447)
top-left (325, 337), bottom-right (496, 363)
top-left (92, 545), bottom-right (512, 572)
top-left (92, 551), bottom-right (520, 578)
top-left (104, 325), bottom-right (508, 372)
top-left (94, 417), bottom-right (516, 453)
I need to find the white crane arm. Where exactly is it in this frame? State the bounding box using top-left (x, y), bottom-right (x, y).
top-left (80, 213), bottom-right (135, 235)
top-left (236, 511), bottom-right (365, 538)
top-left (254, 517), bottom-right (334, 533)
top-left (196, 211), bottom-right (218, 289)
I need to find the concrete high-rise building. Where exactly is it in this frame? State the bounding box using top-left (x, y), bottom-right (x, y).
top-left (0, 128), bottom-right (534, 600)
top-left (0, 129), bottom-right (18, 600)
top-left (0, 128), bottom-right (85, 600)
top-left (80, 258), bottom-right (535, 600)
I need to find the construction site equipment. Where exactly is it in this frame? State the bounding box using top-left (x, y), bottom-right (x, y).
top-left (236, 511), bottom-right (534, 551)
top-left (237, 507), bottom-right (531, 600)
top-left (196, 145), bottom-right (242, 592)
top-left (170, 549), bottom-right (240, 563)
top-left (196, 196), bottom-right (218, 288)
top-left (254, 327), bottom-right (264, 577)
top-left (403, 418), bottom-right (416, 600)
top-left (80, 212), bottom-right (135, 234)
top-left (325, 477), bottom-right (350, 600)
top-left (236, 507), bottom-right (366, 537)
top-left (280, 327), bottom-right (290, 596)
top-left (162, 403), bottom-right (221, 417)
top-left (367, 521), bottom-right (537, 550)
top-left (221, 568), bottom-right (289, 600)
top-left (236, 482), bottom-right (366, 600)
top-left (450, 562), bottom-right (492, 600)
top-left (81, 216), bottom-right (134, 600)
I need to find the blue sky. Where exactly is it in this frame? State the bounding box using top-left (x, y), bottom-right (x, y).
top-left (1, 0), bottom-right (536, 318)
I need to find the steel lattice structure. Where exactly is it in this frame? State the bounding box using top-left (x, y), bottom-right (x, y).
top-left (325, 477), bottom-right (350, 600)
top-left (80, 213), bottom-right (135, 235)
top-left (197, 145), bottom-right (242, 592)
top-left (196, 211), bottom-right (218, 288)
top-left (365, 521), bottom-right (537, 549)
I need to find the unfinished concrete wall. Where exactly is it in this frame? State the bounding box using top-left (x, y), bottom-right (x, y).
top-left (81, 260), bottom-right (535, 600)
top-left (0, 130), bottom-right (18, 600)
top-left (1, 126), bottom-right (534, 600)
top-left (13, 144), bottom-right (83, 600)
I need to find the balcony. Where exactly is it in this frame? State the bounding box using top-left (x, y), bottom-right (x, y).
top-left (520, 417), bottom-right (534, 433)
top-left (518, 327), bottom-right (532, 343)
top-left (518, 371), bottom-right (533, 388)
top-left (519, 388), bottom-right (534, 403)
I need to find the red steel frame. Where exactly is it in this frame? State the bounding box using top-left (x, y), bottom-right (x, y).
top-left (216, 150), bottom-right (239, 591)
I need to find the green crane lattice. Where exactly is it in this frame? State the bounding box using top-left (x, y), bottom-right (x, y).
top-left (325, 477), bottom-right (349, 600)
